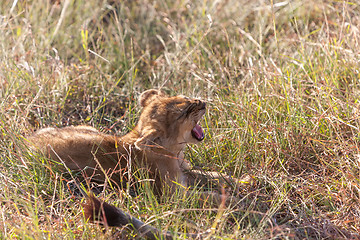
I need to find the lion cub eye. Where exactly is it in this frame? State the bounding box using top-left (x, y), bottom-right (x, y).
top-left (195, 100), bottom-right (206, 109)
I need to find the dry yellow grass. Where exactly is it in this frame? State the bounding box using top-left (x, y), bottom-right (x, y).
top-left (1, 0), bottom-right (360, 239)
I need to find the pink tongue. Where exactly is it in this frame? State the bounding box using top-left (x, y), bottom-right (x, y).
top-left (191, 124), bottom-right (205, 141)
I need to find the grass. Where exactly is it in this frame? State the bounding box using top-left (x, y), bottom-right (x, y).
top-left (1, 0), bottom-right (360, 239)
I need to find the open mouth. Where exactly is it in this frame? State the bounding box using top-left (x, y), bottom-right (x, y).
top-left (191, 123), bottom-right (205, 141)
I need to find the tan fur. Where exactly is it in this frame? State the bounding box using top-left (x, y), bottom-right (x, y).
top-left (27, 89), bottom-right (207, 192)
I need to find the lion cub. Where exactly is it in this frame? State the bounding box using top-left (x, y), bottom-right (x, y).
top-left (27, 89), bottom-right (206, 192)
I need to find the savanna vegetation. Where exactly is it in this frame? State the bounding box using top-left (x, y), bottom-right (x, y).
top-left (1, 0), bottom-right (360, 239)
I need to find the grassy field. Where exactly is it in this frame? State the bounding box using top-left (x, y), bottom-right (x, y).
top-left (1, 0), bottom-right (360, 239)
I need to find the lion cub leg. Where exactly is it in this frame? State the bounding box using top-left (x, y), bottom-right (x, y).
top-left (184, 169), bottom-right (244, 207)
top-left (157, 159), bottom-right (187, 191)
top-left (185, 190), bottom-right (241, 209)
top-left (144, 150), bottom-right (187, 196)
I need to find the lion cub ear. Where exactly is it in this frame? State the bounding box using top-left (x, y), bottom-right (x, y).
top-left (139, 89), bottom-right (164, 107)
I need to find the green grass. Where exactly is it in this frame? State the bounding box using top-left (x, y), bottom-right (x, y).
top-left (1, 0), bottom-right (360, 239)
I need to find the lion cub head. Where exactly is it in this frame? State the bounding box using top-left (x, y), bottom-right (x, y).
top-left (134, 89), bottom-right (206, 156)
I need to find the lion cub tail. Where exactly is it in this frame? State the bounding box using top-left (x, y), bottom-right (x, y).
top-left (84, 195), bottom-right (175, 240)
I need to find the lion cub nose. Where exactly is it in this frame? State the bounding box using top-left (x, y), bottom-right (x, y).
top-left (197, 100), bottom-right (206, 110)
